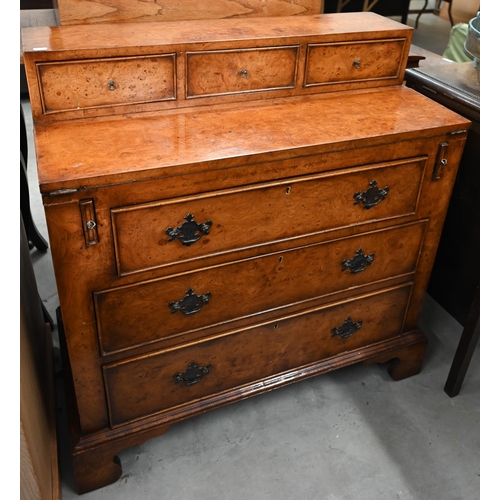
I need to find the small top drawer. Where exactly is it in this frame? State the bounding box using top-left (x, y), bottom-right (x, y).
top-left (305, 39), bottom-right (406, 87)
top-left (37, 55), bottom-right (176, 114)
top-left (186, 46), bottom-right (299, 98)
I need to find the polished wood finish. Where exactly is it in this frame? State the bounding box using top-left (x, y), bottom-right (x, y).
top-left (110, 157), bottom-right (426, 276)
top-left (38, 55), bottom-right (177, 112)
top-left (304, 37), bottom-right (405, 84)
top-left (105, 285), bottom-right (412, 426)
top-left (22, 14), bottom-right (469, 494)
top-left (97, 222), bottom-right (426, 355)
top-left (186, 46), bottom-right (299, 97)
top-left (22, 13), bottom-right (412, 122)
top-left (54, 0), bottom-right (323, 25)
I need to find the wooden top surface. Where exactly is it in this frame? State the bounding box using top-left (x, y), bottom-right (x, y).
top-left (34, 86), bottom-right (470, 194)
top-left (54, 0), bottom-right (323, 26)
top-left (22, 12), bottom-right (411, 55)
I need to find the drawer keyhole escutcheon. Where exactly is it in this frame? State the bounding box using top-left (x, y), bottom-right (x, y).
top-left (108, 80), bottom-right (117, 91)
top-left (332, 317), bottom-right (363, 339)
top-left (241, 69), bottom-right (248, 78)
top-left (342, 248), bottom-right (374, 274)
top-left (169, 288), bottom-right (211, 315)
top-left (166, 213), bottom-right (212, 246)
top-left (278, 256), bottom-right (284, 264)
top-left (353, 180), bottom-right (389, 209)
top-left (432, 141), bottom-right (450, 180)
top-left (79, 199), bottom-right (98, 246)
top-left (285, 186), bottom-right (291, 195)
top-left (353, 60), bottom-right (361, 69)
top-left (174, 362), bottom-right (211, 386)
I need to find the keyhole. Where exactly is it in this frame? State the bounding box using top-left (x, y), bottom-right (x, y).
top-left (274, 324), bottom-right (279, 330)
top-left (278, 256), bottom-right (284, 264)
top-left (286, 186), bottom-right (291, 195)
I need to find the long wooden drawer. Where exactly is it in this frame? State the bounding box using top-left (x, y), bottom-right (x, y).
top-left (103, 283), bottom-right (412, 426)
top-left (305, 38), bottom-right (406, 87)
top-left (96, 221), bottom-right (426, 355)
top-left (111, 157), bottom-right (426, 276)
top-left (37, 55), bottom-right (176, 114)
top-left (186, 46), bottom-right (299, 98)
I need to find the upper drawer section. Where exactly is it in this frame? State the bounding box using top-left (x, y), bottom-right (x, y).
top-left (305, 39), bottom-right (406, 87)
top-left (186, 46), bottom-right (299, 98)
top-left (22, 13), bottom-right (412, 121)
top-left (111, 156), bottom-right (426, 276)
top-left (37, 55), bottom-right (176, 114)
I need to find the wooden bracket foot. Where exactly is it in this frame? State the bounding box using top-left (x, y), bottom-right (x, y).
top-left (362, 331), bottom-right (428, 381)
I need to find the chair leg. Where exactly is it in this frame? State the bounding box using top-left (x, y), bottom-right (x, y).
top-left (448, 0), bottom-right (454, 27)
top-left (415, 0), bottom-right (429, 29)
top-left (21, 104), bottom-right (49, 252)
top-left (444, 285), bottom-right (480, 397)
top-left (21, 152), bottom-right (49, 252)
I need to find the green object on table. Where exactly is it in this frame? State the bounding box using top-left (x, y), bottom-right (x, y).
top-left (442, 23), bottom-right (469, 62)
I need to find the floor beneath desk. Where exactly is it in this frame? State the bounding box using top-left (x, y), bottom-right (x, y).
top-left (22, 7), bottom-right (479, 499)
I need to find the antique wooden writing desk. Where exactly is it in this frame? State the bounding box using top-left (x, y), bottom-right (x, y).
top-left (22, 13), bottom-right (469, 494)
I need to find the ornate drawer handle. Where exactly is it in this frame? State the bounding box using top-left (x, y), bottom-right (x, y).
top-left (353, 180), bottom-right (389, 209)
top-left (174, 361), bottom-right (211, 386)
top-left (108, 80), bottom-right (117, 91)
top-left (166, 213), bottom-right (212, 246)
top-left (353, 60), bottom-right (361, 69)
top-left (169, 288), bottom-right (211, 315)
top-left (332, 317), bottom-right (363, 339)
top-left (342, 248), bottom-right (374, 274)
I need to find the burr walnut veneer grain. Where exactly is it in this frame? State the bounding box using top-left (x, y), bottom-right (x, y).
top-left (22, 13), bottom-right (470, 494)
top-left (54, 0), bottom-right (324, 25)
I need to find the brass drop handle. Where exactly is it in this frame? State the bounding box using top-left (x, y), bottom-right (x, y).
top-left (241, 69), bottom-right (249, 78)
top-left (169, 288), bottom-right (211, 315)
top-left (108, 80), bottom-right (117, 91)
top-left (174, 362), bottom-right (211, 386)
top-left (353, 180), bottom-right (389, 209)
top-left (353, 60), bottom-right (361, 69)
top-left (166, 213), bottom-right (212, 247)
top-left (341, 248), bottom-right (374, 274)
top-left (332, 317), bottom-right (363, 339)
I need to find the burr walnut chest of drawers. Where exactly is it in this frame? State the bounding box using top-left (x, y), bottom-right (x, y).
top-left (22, 13), bottom-right (470, 494)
